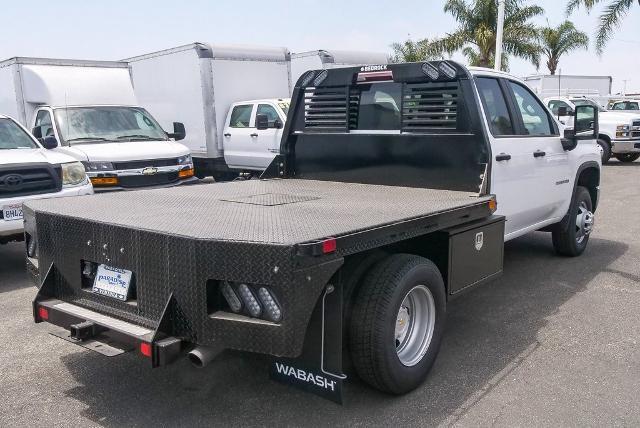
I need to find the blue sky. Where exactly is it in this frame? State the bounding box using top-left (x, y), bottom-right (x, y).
top-left (0, 0), bottom-right (638, 93)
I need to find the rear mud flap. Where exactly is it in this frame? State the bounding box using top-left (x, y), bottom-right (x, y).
top-left (270, 283), bottom-right (346, 404)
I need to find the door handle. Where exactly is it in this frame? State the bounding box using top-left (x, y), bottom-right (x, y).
top-left (533, 150), bottom-right (546, 158)
top-left (224, 133), bottom-right (231, 137)
top-left (495, 153), bottom-right (511, 161)
top-left (250, 133), bottom-right (258, 137)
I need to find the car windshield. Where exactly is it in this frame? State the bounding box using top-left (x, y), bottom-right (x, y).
top-left (0, 118), bottom-right (38, 150)
top-left (54, 107), bottom-right (168, 144)
top-left (571, 99), bottom-right (606, 112)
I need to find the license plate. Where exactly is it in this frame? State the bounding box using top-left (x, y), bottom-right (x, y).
top-left (2, 204), bottom-right (23, 221)
top-left (92, 265), bottom-right (133, 301)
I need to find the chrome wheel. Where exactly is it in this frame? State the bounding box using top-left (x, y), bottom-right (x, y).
top-left (395, 285), bottom-right (436, 367)
top-left (575, 201), bottom-right (594, 244)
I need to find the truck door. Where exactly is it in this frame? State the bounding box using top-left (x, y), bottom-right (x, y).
top-left (476, 77), bottom-right (563, 238)
top-left (254, 103), bottom-right (284, 164)
top-left (505, 80), bottom-right (570, 224)
top-left (222, 103), bottom-right (258, 170)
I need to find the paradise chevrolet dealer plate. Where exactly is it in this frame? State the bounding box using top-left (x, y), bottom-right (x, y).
top-left (92, 265), bottom-right (133, 301)
top-left (2, 204), bottom-right (23, 221)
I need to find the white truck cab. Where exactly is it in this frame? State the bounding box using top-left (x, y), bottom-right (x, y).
top-left (222, 98), bottom-right (289, 170)
top-left (609, 99), bottom-right (640, 111)
top-left (544, 96), bottom-right (640, 163)
top-left (471, 69), bottom-right (600, 241)
top-left (0, 57), bottom-right (196, 190)
top-left (1, 115), bottom-right (92, 245)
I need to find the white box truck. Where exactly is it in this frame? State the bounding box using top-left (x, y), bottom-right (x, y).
top-left (0, 57), bottom-right (195, 191)
top-left (126, 43), bottom-right (292, 180)
top-left (126, 44), bottom-right (390, 179)
top-left (290, 49), bottom-right (389, 87)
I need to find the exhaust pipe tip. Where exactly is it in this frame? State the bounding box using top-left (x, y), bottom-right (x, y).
top-left (187, 345), bottom-right (222, 369)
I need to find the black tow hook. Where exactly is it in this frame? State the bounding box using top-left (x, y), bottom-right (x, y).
top-left (69, 321), bottom-right (105, 341)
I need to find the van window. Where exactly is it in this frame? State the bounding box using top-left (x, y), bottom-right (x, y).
top-left (229, 105), bottom-right (253, 128)
top-left (356, 83), bottom-right (402, 130)
top-left (475, 77), bottom-right (514, 136)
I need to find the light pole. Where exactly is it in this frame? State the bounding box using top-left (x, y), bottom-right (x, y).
top-left (494, 0), bottom-right (506, 70)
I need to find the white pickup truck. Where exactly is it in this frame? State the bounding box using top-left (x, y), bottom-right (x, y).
top-left (28, 62), bottom-right (602, 402)
top-left (545, 96), bottom-right (640, 163)
top-left (0, 57), bottom-right (196, 190)
top-left (1, 115), bottom-right (92, 245)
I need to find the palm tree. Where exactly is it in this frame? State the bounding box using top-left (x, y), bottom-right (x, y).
top-left (566, 0), bottom-right (639, 53)
top-left (390, 38), bottom-right (441, 63)
top-left (540, 21), bottom-right (589, 74)
top-left (430, 0), bottom-right (543, 71)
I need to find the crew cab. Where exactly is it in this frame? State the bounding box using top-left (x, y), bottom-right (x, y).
top-left (0, 115), bottom-right (92, 245)
top-left (546, 96), bottom-right (640, 163)
top-left (25, 62), bottom-right (600, 403)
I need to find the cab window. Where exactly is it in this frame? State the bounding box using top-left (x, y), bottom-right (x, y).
top-left (507, 81), bottom-right (554, 136)
top-left (475, 77), bottom-right (515, 136)
top-left (257, 104), bottom-right (280, 127)
top-left (612, 102), bottom-right (627, 110)
top-left (229, 105), bottom-right (253, 128)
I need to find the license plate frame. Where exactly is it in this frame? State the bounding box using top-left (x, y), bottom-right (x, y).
top-left (2, 204), bottom-right (23, 221)
top-left (92, 264), bottom-right (133, 301)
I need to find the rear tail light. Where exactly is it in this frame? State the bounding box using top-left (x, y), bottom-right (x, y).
top-left (37, 306), bottom-right (49, 321)
top-left (257, 287), bottom-right (282, 322)
top-left (140, 342), bottom-right (152, 358)
top-left (356, 70), bottom-right (393, 83)
top-left (322, 238), bottom-right (337, 254)
top-left (237, 284), bottom-right (262, 318)
top-left (221, 282), bottom-right (242, 313)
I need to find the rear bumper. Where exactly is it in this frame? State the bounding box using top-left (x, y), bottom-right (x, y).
top-left (34, 297), bottom-right (182, 367)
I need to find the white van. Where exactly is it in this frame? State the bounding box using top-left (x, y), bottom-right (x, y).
top-left (1, 114), bottom-right (92, 245)
top-left (0, 57), bottom-right (195, 191)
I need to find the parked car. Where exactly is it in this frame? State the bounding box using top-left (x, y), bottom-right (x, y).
top-left (545, 96), bottom-right (640, 163)
top-left (27, 61), bottom-right (600, 403)
top-left (0, 57), bottom-right (196, 190)
top-left (1, 114), bottom-right (92, 246)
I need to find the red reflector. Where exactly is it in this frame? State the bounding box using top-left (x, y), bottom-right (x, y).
top-left (140, 342), bottom-right (152, 358)
top-left (37, 307), bottom-right (49, 321)
top-left (322, 238), bottom-right (337, 254)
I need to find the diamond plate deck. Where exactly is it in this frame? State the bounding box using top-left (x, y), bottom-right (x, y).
top-left (25, 179), bottom-right (486, 245)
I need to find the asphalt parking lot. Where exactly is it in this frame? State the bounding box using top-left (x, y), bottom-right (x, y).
top-left (1, 164), bottom-right (639, 427)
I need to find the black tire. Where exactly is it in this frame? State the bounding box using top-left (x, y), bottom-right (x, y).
top-left (349, 254), bottom-right (446, 394)
top-left (597, 139), bottom-right (611, 164)
top-left (614, 153), bottom-right (640, 163)
top-left (552, 186), bottom-right (593, 257)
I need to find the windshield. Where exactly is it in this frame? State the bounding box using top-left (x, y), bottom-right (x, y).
top-left (54, 107), bottom-right (168, 144)
top-left (571, 99), bottom-right (606, 112)
top-left (0, 118), bottom-right (38, 150)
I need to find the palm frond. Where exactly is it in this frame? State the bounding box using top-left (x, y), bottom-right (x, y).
top-left (595, 0), bottom-right (635, 53)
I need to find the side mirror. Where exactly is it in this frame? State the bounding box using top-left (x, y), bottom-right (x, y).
top-left (561, 129), bottom-right (579, 151)
top-left (561, 105), bottom-right (599, 152)
top-left (168, 122), bottom-right (186, 141)
top-left (42, 135), bottom-right (58, 150)
top-left (557, 106), bottom-right (567, 116)
top-left (273, 118), bottom-right (283, 129)
top-left (32, 127), bottom-right (42, 139)
top-left (255, 114), bottom-right (269, 130)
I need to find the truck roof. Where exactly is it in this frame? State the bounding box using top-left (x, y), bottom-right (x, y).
top-left (124, 43), bottom-right (290, 63)
top-left (0, 56), bottom-right (129, 69)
